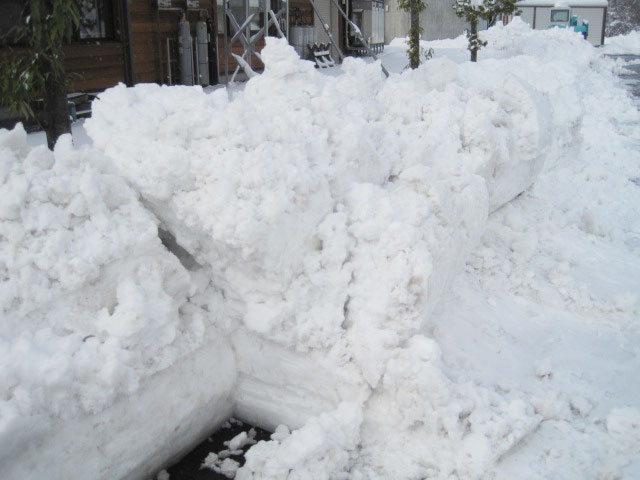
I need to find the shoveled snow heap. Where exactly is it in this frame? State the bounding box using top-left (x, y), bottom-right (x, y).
top-left (1, 19), bottom-right (638, 480)
top-left (0, 130), bottom-right (200, 416)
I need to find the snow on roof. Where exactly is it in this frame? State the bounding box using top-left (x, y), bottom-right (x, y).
top-left (516, 0), bottom-right (608, 7)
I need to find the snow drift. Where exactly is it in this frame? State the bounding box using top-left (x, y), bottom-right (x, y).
top-left (86, 31), bottom-right (555, 389)
top-left (0, 127), bottom-right (235, 478)
top-left (1, 19), bottom-right (633, 480)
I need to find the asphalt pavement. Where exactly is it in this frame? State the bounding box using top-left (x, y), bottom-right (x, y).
top-left (608, 54), bottom-right (640, 98)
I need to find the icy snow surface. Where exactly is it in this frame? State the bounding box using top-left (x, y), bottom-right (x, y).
top-left (1, 18), bottom-right (639, 480)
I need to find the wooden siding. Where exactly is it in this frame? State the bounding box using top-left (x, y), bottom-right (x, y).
top-left (129, 1), bottom-right (216, 85)
top-left (64, 42), bottom-right (126, 91)
top-left (0, 0), bottom-right (287, 94)
top-left (217, 37), bottom-right (266, 75)
top-left (0, 41), bottom-right (126, 93)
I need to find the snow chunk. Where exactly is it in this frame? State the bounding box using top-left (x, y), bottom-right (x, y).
top-left (607, 407), bottom-right (640, 439)
top-left (237, 403), bottom-right (362, 480)
top-left (0, 125), bottom-right (233, 478)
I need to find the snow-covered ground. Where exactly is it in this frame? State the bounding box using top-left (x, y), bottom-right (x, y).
top-left (1, 21), bottom-right (639, 480)
top-left (602, 30), bottom-right (640, 54)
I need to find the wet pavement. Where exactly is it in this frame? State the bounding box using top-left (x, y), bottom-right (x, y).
top-left (607, 54), bottom-right (640, 98)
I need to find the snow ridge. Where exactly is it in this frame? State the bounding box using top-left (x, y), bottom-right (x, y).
top-left (1, 19), bottom-right (638, 480)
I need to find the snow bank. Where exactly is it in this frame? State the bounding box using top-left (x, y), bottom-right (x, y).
top-left (0, 126), bottom-right (235, 478)
top-left (87, 34), bottom-right (550, 382)
top-left (83, 22), bottom-right (600, 479)
top-left (602, 30), bottom-right (640, 54)
top-left (3, 18), bottom-right (634, 480)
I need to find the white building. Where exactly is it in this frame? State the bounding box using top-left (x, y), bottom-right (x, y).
top-left (384, 0), bottom-right (472, 44)
top-left (382, 0), bottom-right (608, 47)
top-left (516, 0), bottom-right (608, 46)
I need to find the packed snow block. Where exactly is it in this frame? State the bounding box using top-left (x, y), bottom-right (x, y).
top-left (228, 172), bottom-right (488, 429)
top-left (231, 331), bottom-right (370, 431)
top-left (237, 402), bottom-right (363, 480)
top-left (483, 19), bottom-right (589, 173)
top-left (85, 37), bottom-right (559, 428)
top-left (343, 171), bottom-right (489, 385)
top-left (351, 336), bottom-right (541, 479)
top-left (0, 126), bottom-right (236, 479)
top-left (85, 48), bottom-right (393, 353)
top-left (3, 336), bottom-right (236, 480)
top-left (87, 38), bottom-right (546, 347)
top-left (379, 55), bottom-right (553, 212)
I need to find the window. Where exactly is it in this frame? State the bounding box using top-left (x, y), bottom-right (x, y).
top-left (76, 0), bottom-right (115, 40)
top-left (550, 9), bottom-right (570, 23)
top-left (0, 0), bottom-right (116, 46)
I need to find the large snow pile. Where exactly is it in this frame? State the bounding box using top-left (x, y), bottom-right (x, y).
top-left (2, 19), bottom-right (638, 480)
top-left (86, 34), bottom-right (556, 412)
top-left (0, 128), bottom-right (236, 478)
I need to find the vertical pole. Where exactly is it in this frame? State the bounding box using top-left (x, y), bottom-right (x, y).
top-left (224, 0), bottom-right (230, 84)
top-left (263, 0), bottom-right (269, 43)
top-left (245, 0), bottom-right (252, 64)
top-left (121, 0), bottom-right (136, 86)
top-left (308, 0), bottom-right (345, 61)
top-left (166, 37), bottom-right (172, 85)
top-left (324, 0), bottom-right (388, 76)
top-left (193, 36), bottom-right (198, 84)
top-left (470, 20), bottom-right (478, 62)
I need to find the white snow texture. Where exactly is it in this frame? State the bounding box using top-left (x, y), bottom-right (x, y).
top-left (1, 20), bottom-right (638, 480)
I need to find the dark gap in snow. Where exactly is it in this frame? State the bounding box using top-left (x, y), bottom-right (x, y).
top-left (161, 418), bottom-right (271, 480)
top-left (342, 295), bottom-right (352, 329)
top-left (159, 228), bottom-right (202, 271)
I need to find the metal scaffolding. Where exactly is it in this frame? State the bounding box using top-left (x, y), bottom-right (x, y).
top-left (310, 0), bottom-right (388, 77)
top-left (221, 0), bottom-right (388, 82)
top-left (223, 0), bottom-right (289, 83)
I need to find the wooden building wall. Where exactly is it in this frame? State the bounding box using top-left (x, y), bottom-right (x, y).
top-left (64, 42), bottom-right (126, 92)
top-left (0, 42), bottom-right (126, 94)
top-left (130, 0), bottom-right (216, 85)
top-left (0, 0), bottom-right (288, 97)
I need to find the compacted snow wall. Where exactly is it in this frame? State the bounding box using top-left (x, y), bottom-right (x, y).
top-left (0, 128), bottom-right (236, 479)
top-left (0, 20), bottom-right (611, 480)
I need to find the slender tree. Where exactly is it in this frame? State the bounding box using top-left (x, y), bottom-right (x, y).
top-left (454, 0), bottom-right (518, 62)
top-left (453, 0), bottom-right (488, 62)
top-left (0, 0), bottom-right (79, 149)
top-left (606, 0), bottom-right (640, 36)
top-left (398, 0), bottom-right (427, 69)
top-left (485, 0), bottom-right (521, 27)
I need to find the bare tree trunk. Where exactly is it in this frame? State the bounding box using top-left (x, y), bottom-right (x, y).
top-left (409, 0), bottom-right (420, 69)
top-left (470, 20), bottom-right (478, 62)
top-left (35, 0), bottom-right (71, 150)
top-left (42, 47), bottom-right (70, 150)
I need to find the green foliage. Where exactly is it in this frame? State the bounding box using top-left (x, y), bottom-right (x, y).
top-left (454, 0), bottom-right (519, 23)
top-left (467, 28), bottom-right (487, 54)
top-left (423, 47), bottom-right (434, 61)
top-left (406, 23), bottom-right (423, 69)
top-left (398, 0), bottom-right (427, 69)
top-left (453, 0), bottom-right (518, 61)
top-left (453, 0), bottom-right (484, 23)
top-left (397, 0), bottom-right (427, 15)
top-left (0, 0), bottom-right (79, 120)
top-left (484, 0), bottom-right (521, 26)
